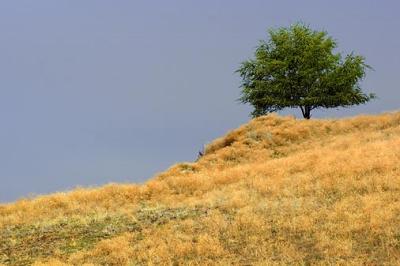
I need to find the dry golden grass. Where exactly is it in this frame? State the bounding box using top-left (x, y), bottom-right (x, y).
top-left (1, 112), bottom-right (400, 265)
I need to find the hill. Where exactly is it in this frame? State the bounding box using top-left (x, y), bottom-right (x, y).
top-left (1, 112), bottom-right (400, 265)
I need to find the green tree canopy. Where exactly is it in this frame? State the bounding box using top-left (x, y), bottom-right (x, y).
top-left (237, 23), bottom-right (375, 119)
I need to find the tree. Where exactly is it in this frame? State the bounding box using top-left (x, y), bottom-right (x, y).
top-left (237, 23), bottom-right (375, 119)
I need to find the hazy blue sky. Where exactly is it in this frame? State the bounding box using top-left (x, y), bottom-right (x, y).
top-left (1, 0), bottom-right (399, 202)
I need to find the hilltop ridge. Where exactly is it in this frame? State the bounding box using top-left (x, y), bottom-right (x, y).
top-left (1, 112), bottom-right (400, 265)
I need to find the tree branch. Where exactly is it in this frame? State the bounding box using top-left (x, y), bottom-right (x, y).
top-left (299, 106), bottom-right (305, 117)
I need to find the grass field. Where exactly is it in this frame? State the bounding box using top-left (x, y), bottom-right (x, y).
top-left (1, 112), bottom-right (400, 265)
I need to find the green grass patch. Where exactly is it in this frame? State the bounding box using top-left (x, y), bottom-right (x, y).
top-left (0, 205), bottom-right (209, 265)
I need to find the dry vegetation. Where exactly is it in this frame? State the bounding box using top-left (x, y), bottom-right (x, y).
top-left (1, 112), bottom-right (400, 265)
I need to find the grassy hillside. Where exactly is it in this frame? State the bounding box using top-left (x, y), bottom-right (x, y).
top-left (1, 112), bottom-right (400, 265)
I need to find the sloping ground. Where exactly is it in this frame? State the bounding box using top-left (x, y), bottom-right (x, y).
top-left (1, 112), bottom-right (400, 265)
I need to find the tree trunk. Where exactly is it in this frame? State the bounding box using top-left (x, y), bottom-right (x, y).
top-left (300, 106), bottom-right (311, 119)
top-left (304, 106), bottom-right (311, 119)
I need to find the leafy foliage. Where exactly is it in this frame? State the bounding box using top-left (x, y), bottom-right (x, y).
top-left (238, 23), bottom-right (375, 118)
